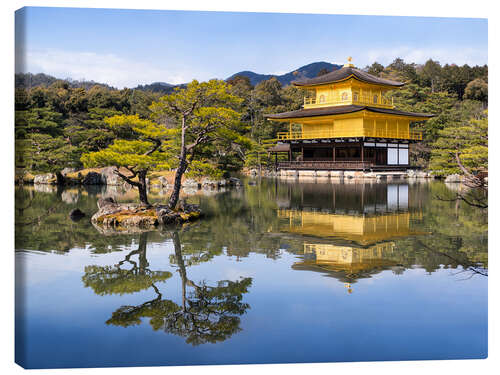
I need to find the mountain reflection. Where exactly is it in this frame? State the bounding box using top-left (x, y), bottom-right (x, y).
top-left (83, 231), bottom-right (252, 345)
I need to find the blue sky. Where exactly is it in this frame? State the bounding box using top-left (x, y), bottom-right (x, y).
top-left (15, 7), bottom-right (488, 88)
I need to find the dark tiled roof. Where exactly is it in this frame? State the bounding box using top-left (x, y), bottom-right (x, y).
top-left (265, 105), bottom-right (434, 120)
top-left (292, 67), bottom-right (404, 87)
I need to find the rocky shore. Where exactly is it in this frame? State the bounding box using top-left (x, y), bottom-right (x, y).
top-left (16, 167), bottom-right (244, 190)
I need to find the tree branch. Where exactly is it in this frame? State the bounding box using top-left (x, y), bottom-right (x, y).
top-left (455, 152), bottom-right (484, 189)
top-left (144, 138), bottom-right (162, 156)
top-left (114, 168), bottom-right (141, 187)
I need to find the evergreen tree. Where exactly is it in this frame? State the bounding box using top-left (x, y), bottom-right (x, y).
top-left (81, 114), bottom-right (171, 206)
top-left (149, 79), bottom-right (249, 209)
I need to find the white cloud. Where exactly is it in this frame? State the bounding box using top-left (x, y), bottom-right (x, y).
top-left (20, 48), bottom-right (194, 88)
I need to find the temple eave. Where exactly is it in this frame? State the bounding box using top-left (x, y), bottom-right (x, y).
top-left (265, 107), bottom-right (434, 122)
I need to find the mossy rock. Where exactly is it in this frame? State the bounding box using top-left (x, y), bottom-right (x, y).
top-left (92, 203), bottom-right (202, 232)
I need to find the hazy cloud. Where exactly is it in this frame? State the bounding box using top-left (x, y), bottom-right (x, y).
top-left (21, 48), bottom-right (193, 88)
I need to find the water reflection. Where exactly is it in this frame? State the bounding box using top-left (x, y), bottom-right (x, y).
top-left (272, 180), bottom-right (486, 288)
top-left (83, 231), bottom-right (252, 345)
top-left (15, 179), bottom-right (488, 367)
top-left (82, 233), bottom-right (172, 295)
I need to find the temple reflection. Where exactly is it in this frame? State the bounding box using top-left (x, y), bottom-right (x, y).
top-left (275, 181), bottom-right (426, 291)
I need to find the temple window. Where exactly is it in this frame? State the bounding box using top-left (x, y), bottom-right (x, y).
top-left (319, 95), bottom-right (326, 103)
top-left (373, 95), bottom-right (378, 104)
top-left (341, 92), bottom-right (348, 101)
top-left (353, 92), bottom-right (359, 101)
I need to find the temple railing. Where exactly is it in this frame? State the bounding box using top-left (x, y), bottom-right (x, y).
top-left (276, 128), bottom-right (422, 141)
top-left (304, 95), bottom-right (394, 109)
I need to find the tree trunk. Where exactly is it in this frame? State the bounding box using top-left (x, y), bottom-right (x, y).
top-left (56, 171), bottom-right (65, 186)
top-left (172, 231), bottom-right (188, 311)
top-left (168, 118), bottom-right (187, 209)
top-left (168, 157), bottom-right (187, 209)
top-left (138, 232), bottom-right (149, 274)
top-left (137, 170), bottom-right (150, 206)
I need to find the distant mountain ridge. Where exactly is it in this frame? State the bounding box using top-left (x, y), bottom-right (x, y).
top-left (227, 61), bottom-right (342, 86)
top-left (15, 61), bottom-right (343, 93)
top-left (15, 72), bottom-right (115, 90)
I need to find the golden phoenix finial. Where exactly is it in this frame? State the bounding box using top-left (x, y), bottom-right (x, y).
top-left (343, 57), bottom-right (354, 68)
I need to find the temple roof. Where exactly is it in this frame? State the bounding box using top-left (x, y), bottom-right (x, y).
top-left (265, 105), bottom-right (434, 120)
top-left (292, 66), bottom-right (404, 87)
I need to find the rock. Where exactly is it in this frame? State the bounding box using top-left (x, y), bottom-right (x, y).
top-left (158, 176), bottom-right (170, 187)
top-left (407, 169), bottom-right (416, 178)
top-left (91, 201), bottom-right (202, 230)
top-left (178, 199), bottom-right (200, 214)
top-left (154, 205), bottom-right (183, 225)
top-left (82, 172), bottom-right (104, 185)
top-left (249, 169), bottom-right (258, 177)
top-left (97, 196), bottom-right (117, 209)
top-left (100, 167), bottom-right (124, 186)
top-left (155, 205), bottom-right (173, 217)
top-left (445, 174), bottom-right (462, 183)
top-left (228, 177), bottom-right (243, 186)
top-left (69, 208), bottom-right (85, 221)
top-left (182, 178), bottom-right (199, 188)
top-left (61, 167), bottom-right (76, 176)
top-left (201, 177), bottom-right (219, 189)
top-left (34, 173), bottom-right (57, 185)
top-left (182, 187), bottom-right (199, 195)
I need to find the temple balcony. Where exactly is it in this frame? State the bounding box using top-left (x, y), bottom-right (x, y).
top-left (304, 94), bottom-right (394, 109)
top-left (276, 128), bottom-right (423, 141)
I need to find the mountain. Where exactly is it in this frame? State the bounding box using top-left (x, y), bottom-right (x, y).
top-left (15, 61), bottom-right (343, 92)
top-left (133, 82), bottom-right (179, 94)
top-left (15, 72), bottom-right (115, 90)
top-left (227, 61), bottom-right (342, 86)
top-left (134, 62), bottom-right (343, 93)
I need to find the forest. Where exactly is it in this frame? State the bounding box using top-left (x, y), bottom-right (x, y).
top-left (14, 58), bottom-right (488, 180)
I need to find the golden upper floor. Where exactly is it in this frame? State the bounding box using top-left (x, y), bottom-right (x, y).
top-left (292, 60), bottom-right (404, 110)
top-left (264, 59), bottom-right (434, 141)
top-left (302, 80), bottom-right (396, 109)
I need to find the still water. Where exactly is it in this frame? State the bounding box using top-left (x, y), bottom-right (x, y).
top-left (15, 179), bottom-right (487, 368)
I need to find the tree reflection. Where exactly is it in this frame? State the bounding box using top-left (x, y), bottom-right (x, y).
top-left (82, 232), bottom-right (172, 295)
top-left (83, 231), bottom-right (252, 345)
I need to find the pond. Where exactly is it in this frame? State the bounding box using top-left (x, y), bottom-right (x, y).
top-left (15, 178), bottom-right (488, 368)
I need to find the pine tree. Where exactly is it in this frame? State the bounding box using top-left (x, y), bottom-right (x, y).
top-left (81, 114), bottom-right (171, 206)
